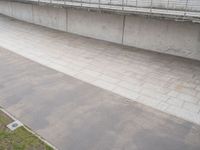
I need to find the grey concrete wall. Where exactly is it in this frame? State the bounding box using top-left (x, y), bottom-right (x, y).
top-left (0, 0), bottom-right (200, 60)
top-left (0, 1), bottom-right (67, 31)
top-left (11, 2), bottom-right (33, 22)
top-left (33, 5), bottom-right (67, 31)
top-left (123, 16), bottom-right (200, 60)
top-left (0, 1), bottom-right (12, 16)
top-left (68, 9), bottom-right (124, 44)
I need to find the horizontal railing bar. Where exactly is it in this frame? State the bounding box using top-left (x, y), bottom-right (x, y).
top-left (12, 0), bottom-right (200, 18)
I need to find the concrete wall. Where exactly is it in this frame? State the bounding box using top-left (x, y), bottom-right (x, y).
top-left (0, 1), bottom-right (12, 16)
top-left (11, 2), bottom-right (33, 22)
top-left (0, 1), bottom-right (200, 60)
top-left (124, 16), bottom-right (200, 60)
top-left (68, 9), bottom-right (124, 44)
top-left (33, 5), bottom-right (67, 31)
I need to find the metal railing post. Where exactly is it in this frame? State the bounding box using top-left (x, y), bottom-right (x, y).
top-left (167, 0), bottom-right (169, 11)
top-left (136, 0), bottom-right (138, 8)
top-left (184, 0), bottom-right (189, 17)
top-left (150, 0), bottom-right (153, 13)
top-left (99, 0), bottom-right (100, 8)
top-left (122, 0), bottom-right (124, 11)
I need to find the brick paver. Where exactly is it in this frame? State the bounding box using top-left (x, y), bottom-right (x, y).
top-left (0, 15), bottom-right (199, 124)
top-left (1, 47), bottom-right (200, 150)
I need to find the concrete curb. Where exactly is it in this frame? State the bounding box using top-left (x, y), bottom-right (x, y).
top-left (0, 107), bottom-right (58, 150)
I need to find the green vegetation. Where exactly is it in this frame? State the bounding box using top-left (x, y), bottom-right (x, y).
top-left (0, 110), bottom-right (53, 150)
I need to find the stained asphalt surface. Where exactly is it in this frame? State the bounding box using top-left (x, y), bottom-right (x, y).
top-left (0, 47), bottom-right (200, 150)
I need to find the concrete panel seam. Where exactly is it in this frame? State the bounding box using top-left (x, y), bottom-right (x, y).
top-left (122, 15), bottom-right (126, 44)
top-left (31, 4), bottom-right (34, 23)
top-left (66, 8), bottom-right (68, 32)
top-left (11, 2), bottom-right (14, 18)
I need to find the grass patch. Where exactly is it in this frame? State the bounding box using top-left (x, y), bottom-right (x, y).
top-left (0, 110), bottom-right (54, 150)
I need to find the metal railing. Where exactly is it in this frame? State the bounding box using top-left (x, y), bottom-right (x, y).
top-left (14, 0), bottom-right (200, 17)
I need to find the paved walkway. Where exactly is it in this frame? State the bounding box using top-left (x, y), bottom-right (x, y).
top-left (0, 15), bottom-right (200, 125)
top-left (0, 47), bottom-right (200, 150)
